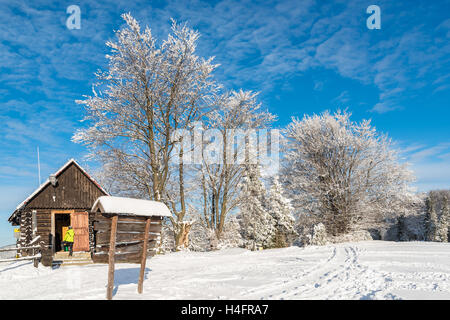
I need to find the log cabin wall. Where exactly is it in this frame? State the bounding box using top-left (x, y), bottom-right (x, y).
top-left (91, 214), bottom-right (163, 264)
top-left (17, 211), bottom-right (33, 256)
top-left (26, 162), bottom-right (105, 209)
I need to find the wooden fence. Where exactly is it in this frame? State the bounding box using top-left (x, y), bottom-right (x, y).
top-left (0, 236), bottom-right (44, 267)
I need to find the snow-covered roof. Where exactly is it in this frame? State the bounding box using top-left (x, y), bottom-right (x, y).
top-left (91, 196), bottom-right (172, 217)
top-left (8, 159), bottom-right (109, 224)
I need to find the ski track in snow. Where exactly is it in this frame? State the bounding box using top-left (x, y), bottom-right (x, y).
top-left (0, 241), bottom-right (449, 300)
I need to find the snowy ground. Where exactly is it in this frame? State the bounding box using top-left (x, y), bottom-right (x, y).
top-left (0, 241), bottom-right (449, 300)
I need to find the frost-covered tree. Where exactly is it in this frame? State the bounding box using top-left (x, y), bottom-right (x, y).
top-left (239, 164), bottom-right (275, 250)
top-left (200, 90), bottom-right (275, 239)
top-left (311, 223), bottom-right (328, 246)
top-left (159, 220), bottom-right (176, 253)
top-left (425, 192), bottom-right (439, 241)
top-left (267, 176), bottom-right (297, 247)
top-left (188, 215), bottom-right (243, 251)
top-left (72, 14), bottom-right (219, 248)
top-left (436, 195), bottom-right (449, 242)
top-left (215, 215), bottom-right (244, 249)
top-left (397, 214), bottom-right (408, 241)
top-left (282, 110), bottom-right (415, 236)
top-left (186, 221), bottom-right (213, 251)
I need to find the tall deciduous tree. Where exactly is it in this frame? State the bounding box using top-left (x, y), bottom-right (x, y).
top-left (72, 13), bottom-right (219, 247)
top-left (200, 90), bottom-right (275, 239)
top-left (282, 110), bottom-right (415, 236)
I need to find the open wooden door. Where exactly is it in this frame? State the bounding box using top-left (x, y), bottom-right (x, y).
top-left (71, 212), bottom-right (90, 252)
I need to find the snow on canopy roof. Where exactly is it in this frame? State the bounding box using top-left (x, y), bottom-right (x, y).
top-left (91, 196), bottom-right (172, 217)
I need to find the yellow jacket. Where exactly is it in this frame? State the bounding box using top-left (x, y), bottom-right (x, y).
top-left (64, 229), bottom-right (75, 242)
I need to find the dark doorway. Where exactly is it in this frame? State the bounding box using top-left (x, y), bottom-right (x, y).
top-left (54, 214), bottom-right (71, 252)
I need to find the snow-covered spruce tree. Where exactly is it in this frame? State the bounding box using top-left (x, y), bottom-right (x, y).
top-left (159, 220), bottom-right (176, 253)
top-left (267, 176), bottom-right (297, 247)
top-left (282, 110), bottom-right (415, 237)
top-left (425, 192), bottom-right (439, 241)
top-left (239, 164), bottom-right (275, 250)
top-left (72, 14), bottom-right (219, 248)
top-left (310, 223), bottom-right (328, 246)
top-left (397, 214), bottom-right (408, 241)
top-left (436, 195), bottom-right (449, 242)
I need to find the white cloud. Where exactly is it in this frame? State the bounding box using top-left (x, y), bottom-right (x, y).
top-left (400, 142), bottom-right (450, 191)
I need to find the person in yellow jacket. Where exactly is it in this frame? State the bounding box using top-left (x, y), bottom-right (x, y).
top-left (63, 226), bottom-right (75, 256)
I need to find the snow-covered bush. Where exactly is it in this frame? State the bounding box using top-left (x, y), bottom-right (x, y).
top-left (310, 223), bottom-right (328, 245)
top-left (297, 222), bottom-right (374, 246)
top-left (211, 216), bottom-right (243, 250)
top-left (187, 221), bottom-right (212, 251)
top-left (159, 222), bottom-right (176, 254)
top-left (298, 223), bottom-right (328, 246)
top-left (327, 230), bottom-right (373, 243)
top-left (187, 216), bottom-right (244, 251)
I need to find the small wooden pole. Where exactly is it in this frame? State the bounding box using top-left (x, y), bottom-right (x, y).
top-left (33, 246), bottom-right (38, 268)
top-left (138, 217), bottom-right (151, 294)
top-left (106, 215), bottom-right (118, 300)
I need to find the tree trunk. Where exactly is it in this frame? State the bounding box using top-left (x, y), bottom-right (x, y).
top-left (174, 222), bottom-right (192, 249)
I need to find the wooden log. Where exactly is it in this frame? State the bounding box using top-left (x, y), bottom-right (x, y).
top-left (96, 240), bottom-right (157, 254)
top-left (106, 215), bottom-right (118, 300)
top-left (95, 231), bottom-right (160, 245)
top-left (0, 245), bottom-right (41, 252)
top-left (94, 221), bottom-right (162, 234)
top-left (92, 249), bottom-right (157, 264)
top-left (94, 215), bottom-right (153, 223)
top-left (0, 254), bottom-right (41, 263)
top-left (138, 217), bottom-right (151, 294)
top-left (93, 215), bottom-right (162, 224)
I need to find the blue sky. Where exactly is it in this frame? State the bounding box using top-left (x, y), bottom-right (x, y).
top-left (0, 0), bottom-right (449, 246)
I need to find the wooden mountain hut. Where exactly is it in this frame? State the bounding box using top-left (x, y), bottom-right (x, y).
top-left (7, 159), bottom-right (109, 265)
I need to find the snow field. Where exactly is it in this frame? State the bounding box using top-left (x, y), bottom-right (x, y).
top-left (0, 241), bottom-right (449, 300)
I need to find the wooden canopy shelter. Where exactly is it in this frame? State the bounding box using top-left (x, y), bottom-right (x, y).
top-left (7, 159), bottom-right (108, 265)
top-left (90, 196), bottom-right (171, 299)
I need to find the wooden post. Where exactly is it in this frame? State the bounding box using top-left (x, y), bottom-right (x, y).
top-left (138, 217), bottom-right (151, 294)
top-left (106, 215), bottom-right (118, 300)
top-left (33, 246), bottom-right (38, 268)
